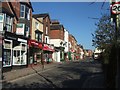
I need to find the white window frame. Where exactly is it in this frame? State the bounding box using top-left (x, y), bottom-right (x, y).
top-left (46, 27), bottom-right (48, 35)
top-left (13, 43), bottom-right (27, 65)
top-left (20, 4), bottom-right (25, 18)
top-left (5, 15), bottom-right (13, 32)
top-left (27, 9), bottom-right (30, 20)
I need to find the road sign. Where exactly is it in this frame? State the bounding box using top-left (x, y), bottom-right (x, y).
top-left (111, 2), bottom-right (120, 14)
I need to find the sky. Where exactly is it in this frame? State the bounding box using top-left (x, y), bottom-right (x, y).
top-left (31, 2), bottom-right (110, 50)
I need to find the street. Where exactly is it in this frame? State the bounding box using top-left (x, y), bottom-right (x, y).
top-left (3, 60), bottom-right (105, 88)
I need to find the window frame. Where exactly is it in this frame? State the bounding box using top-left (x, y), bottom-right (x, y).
top-left (5, 15), bottom-right (13, 32)
top-left (25, 25), bottom-right (30, 37)
top-left (35, 32), bottom-right (42, 42)
top-left (20, 4), bottom-right (25, 18)
top-left (20, 4), bottom-right (30, 20)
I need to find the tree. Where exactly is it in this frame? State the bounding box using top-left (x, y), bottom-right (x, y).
top-left (92, 14), bottom-right (118, 88)
top-left (92, 14), bottom-right (116, 50)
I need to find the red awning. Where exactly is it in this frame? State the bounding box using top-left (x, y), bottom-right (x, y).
top-left (28, 39), bottom-right (43, 49)
top-left (43, 44), bottom-right (54, 52)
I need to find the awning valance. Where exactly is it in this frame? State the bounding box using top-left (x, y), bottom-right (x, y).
top-left (28, 39), bottom-right (43, 49)
top-left (43, 44), bottom-right (54, 52)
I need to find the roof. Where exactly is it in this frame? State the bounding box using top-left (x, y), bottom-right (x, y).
top-left (32, 13), bottom-right (49, 18)
top-left (35, 30), bottom-right (43, 34)
top-left (1, 7), bottom-right (14, 17)
top-left (20, 2), bottom-right (34, 12)
top-left (50, 25), bottom-right (64, 30)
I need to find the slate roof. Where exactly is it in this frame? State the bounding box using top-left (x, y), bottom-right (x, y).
top-left (1, 7), bottom-right (14, 17)
top-left (32, 13), bottom-right (49, 18)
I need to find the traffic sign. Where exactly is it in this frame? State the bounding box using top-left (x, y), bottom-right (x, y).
top-left (111, 2), bottom-right (120, 14)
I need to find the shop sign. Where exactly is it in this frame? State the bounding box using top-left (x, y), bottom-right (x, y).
top-left (43, 44), bottom-right (54, 52)
top-left (4, 43), bottom-right (11, 49)
top-left (18, 38), bottom-right (27, 43)
top-left (29, 39), bottom-right (43, 49)
top-left (16, 23), bottom-right (25, 35)
top-left (6, 36), bottom-right (17, 40)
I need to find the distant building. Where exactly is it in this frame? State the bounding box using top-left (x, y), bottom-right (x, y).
top-left (50, 20), bottom-right (65, 62)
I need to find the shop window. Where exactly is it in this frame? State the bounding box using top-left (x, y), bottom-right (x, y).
top-left (13, 43), bottom-right (27, 65)
top-left (3, 50), bottom-right (11, 67)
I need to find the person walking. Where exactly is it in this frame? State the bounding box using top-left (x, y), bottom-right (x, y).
top-left (41, 53), bottom-right (45, 70)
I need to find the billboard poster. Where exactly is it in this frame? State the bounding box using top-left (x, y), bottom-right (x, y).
top-left (16, 23), bottom-right (25, 35)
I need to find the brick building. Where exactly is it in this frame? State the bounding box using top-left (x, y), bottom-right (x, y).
top-left (32, 13), bottom-right (54, 63)
top-left (1, 0), bottom-right (33, 71)
top-left (68, 34), bottom-right (77, 60)
top-left (50, 20), bottom-right (65, 62)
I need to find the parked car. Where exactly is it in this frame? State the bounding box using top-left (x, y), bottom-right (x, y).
top-left (93, 53), bottom-right (100, 60)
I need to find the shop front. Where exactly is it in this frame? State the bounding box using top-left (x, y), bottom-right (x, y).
top-left (3, 31), bottom-right (28, 71)
top-left (43, 44), bottom-right (54, 64)
top-left (28, 39), bottom-right (43, 65)
top-left (3, 39), bottom-right (12, 68)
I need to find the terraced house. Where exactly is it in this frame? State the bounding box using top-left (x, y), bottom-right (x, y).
top-left (1, 0), bottom-right (33, 71)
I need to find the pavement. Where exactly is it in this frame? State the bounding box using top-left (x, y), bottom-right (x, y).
top-left (82, 74), bottom-right (105, 88)
top-left (2, 61), bottom-right (105, 88)
top-left (2, 62), bottom-right (60, 82)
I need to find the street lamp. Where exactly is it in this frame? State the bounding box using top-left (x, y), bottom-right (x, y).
top-left (1, 26), bottom-right (6, 79)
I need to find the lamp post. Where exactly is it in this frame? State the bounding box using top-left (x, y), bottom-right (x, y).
top-left (114, 14), bottom-right (119, 89)
top-left (0, 26), bottom-right (6, 85)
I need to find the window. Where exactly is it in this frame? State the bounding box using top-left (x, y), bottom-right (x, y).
top-left (45, 36), bottom-right (48, 43)
top-left (35, 33), bottom-right (38, 41)
top-left (35, 33), bottom-right (42, 42)
top-left (39, 34), bottom-right (42, 42)
top-left (35, 22), bottom-right (39, 29)
top-left (46, 27), bottom-right (48, 35)
top-left (20, 4), bottom-right (30, 20)
top-left (3, 50), bottom-right (11, 67)
top-left (25, 25), bottom-right (30, 37)
top-left (5, 15), bottom-right (13, 32)
top-left (0, 14), bottom-right (4, 31)
top-left (13, 43), bottom-right (27, 65)
top-left (20, 5), bottom-right (25, 18)
top-left (46, 37), bottom-right (47, 43)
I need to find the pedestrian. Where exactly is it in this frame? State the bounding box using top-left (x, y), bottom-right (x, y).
top-left (41, 53), bottom-right (45, 70)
